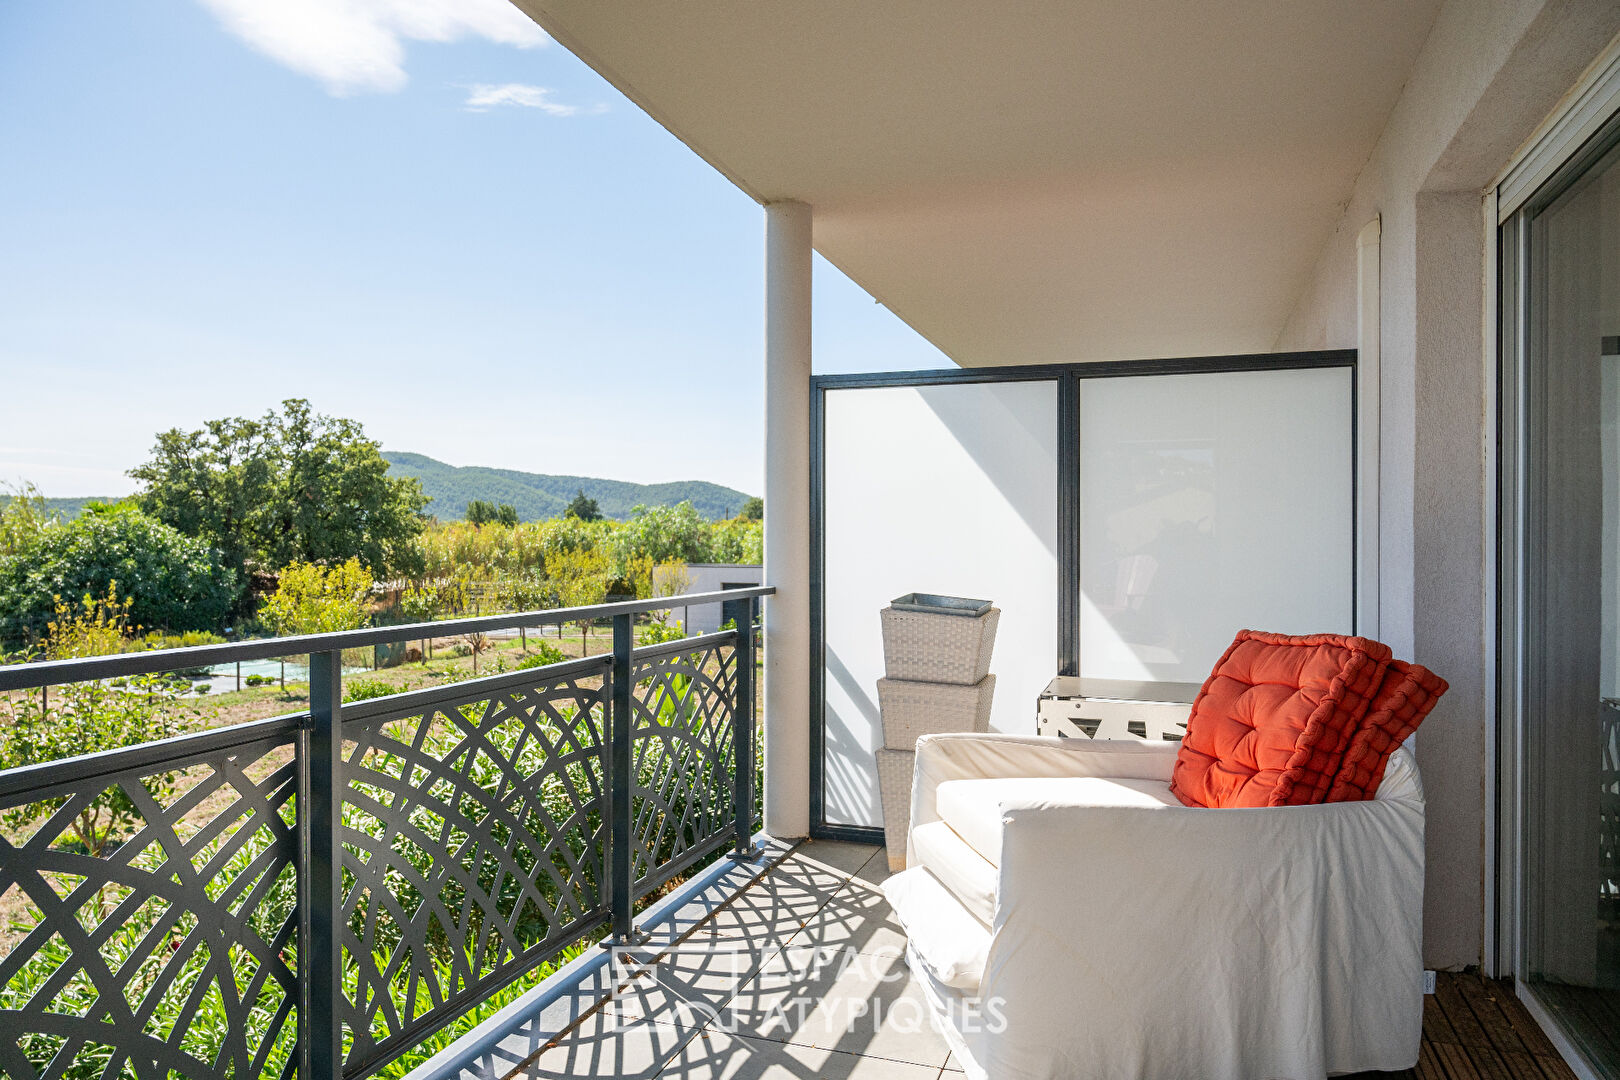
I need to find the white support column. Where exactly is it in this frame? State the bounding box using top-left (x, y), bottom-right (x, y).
top-left (763, 200), bottom-right (812, 838)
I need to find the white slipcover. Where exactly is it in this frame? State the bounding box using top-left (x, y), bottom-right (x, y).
top-left (883, 731), bottom-right (1425, 1080)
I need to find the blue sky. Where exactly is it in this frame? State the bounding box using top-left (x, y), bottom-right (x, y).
top-left (0, 0), bottom-right (947, 500)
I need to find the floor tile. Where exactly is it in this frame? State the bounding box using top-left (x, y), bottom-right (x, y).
top-left (479, 957), bottom-right (622, 1068)
top-left (657, 1028), bottom-right (942, 1078)
top-left (717, 943), bottom-right (952, 1067)
top-left (618, 938), bottom-right (785, 1027)
top-left (852, 847), bottom-right (896, 887)
top-left (790, 877), bottom-right (908, 959)
top-left (641, 849), bottom-right (791, 945)
top-left (783, 839), bottom-right (882, 878)
top-left (675, 875), bottom-right (839, 948)
top-left (507, 1016), bottom-right (695, 1079)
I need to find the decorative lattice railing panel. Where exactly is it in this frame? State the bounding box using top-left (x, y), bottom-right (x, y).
top-left (0, 588), bottom-right (767, 1080)
top-left (0, 721), bottom-right (301, 1080)
top-left (337, 660), bottom-right (610, 1074)
top-left (628, 637), bottom-right (740, 896)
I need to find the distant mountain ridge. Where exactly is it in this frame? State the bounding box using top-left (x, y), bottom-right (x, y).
top-left (382, 452), bottom-right (753, 522)
top-left (0, 497), bottom-right (109, 521)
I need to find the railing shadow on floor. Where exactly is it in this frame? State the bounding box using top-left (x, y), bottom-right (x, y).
top-left (0, 587), bottom-right (770, 1080)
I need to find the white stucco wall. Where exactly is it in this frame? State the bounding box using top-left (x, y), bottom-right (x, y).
top-left (653, 563), bottom-right (765, 635)
top-left (1274, 0), bottom-right (1620, 969)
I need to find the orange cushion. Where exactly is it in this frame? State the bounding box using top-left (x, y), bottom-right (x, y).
top-left (1325, 660), bottom-right (1447, 802)
top-left (1170, 630), bottom-right (1392, 808)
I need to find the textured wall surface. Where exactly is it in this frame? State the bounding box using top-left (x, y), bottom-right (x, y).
top-left (1275, 0), bottom-right (1620, 968)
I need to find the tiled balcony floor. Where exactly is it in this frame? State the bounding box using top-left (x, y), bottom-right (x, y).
top-left (422, 838), bottom-right (1575, 1080)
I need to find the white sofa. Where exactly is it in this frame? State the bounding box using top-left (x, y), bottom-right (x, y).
top-left (882, 731), bottom-right (1426, 1080)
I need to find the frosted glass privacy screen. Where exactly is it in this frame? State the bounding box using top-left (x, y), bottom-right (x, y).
top-left (1077, 367), bottom-right (1354, 698)
top-left (820, 381), bottom-right (1059, 828)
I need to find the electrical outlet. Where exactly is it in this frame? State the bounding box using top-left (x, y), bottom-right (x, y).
top-left (1423, 970), bottom-right (1437, 995)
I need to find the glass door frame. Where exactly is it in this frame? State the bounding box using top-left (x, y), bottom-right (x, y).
top-left (1496, 77), bottom-right (1620, 1077)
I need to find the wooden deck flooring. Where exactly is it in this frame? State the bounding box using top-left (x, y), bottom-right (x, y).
top-left (1342, 972), bottom-right (1579, 1080)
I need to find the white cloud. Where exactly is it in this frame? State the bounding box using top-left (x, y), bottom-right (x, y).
top-left (462, 83), bottom-right (601, 116)
top-left (195, 0), bottom-right (549, 96)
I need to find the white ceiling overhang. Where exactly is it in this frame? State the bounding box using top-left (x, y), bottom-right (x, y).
top-left (511, 1), bottom-right (1442, 365)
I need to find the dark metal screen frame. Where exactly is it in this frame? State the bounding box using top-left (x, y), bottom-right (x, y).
top-left (808, 350), bottom-right (1358, 841)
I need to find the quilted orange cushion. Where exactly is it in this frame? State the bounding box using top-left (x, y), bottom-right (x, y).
top-left (1325, 660), bottom-right (1447, 802)
top-left (1170, 630), bottom-right (1392, 808)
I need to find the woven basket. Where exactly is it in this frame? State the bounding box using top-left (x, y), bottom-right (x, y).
top-left (879, 605), bottom-right (1000, 685)
top-left (878, 674), bottom-right (995, 750)
top-left (875, 747), bottom-right (914, 872)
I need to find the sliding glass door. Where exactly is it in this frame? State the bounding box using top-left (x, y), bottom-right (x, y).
top-left (1504, 115), bottom-right (1620, 1076)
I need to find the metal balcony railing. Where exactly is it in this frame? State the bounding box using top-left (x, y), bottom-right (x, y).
top-left (0, 586), bottom-right (771, 1080)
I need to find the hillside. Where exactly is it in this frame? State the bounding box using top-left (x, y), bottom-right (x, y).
top-left (0, 496), bottom-right (119, 521)
top-left (382, 452), bottom-right (753, 522)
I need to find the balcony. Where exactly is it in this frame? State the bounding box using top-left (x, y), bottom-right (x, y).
top-left (0, 589), bottom-right (768, 1080)
top-left (0, 584), bottom-right (1580, 1080)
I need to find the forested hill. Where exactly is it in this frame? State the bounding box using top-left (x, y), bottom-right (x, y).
top-left (382, 452), bottom-right (753, 522)
top-left (0, 497), bottom-right (109, 521)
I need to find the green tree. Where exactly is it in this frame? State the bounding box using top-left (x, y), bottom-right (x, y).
top-left (398, 584), bottom-right (441, 623)
top-left (707, 516), bottom-right (763, 564)
top-left (738, 495), bottom-right (763, 522)
top-left (0, 503), bottom-right (235, 644)
top-left (465, 499), bottom-right (497, 526)
top-left (495, 503), bottom-right (519, 527)
top-left (547, 545), bottom-right (610, 650)
top-left (610, 501), bottom-right (713, 568)
top-left (258, 558), bottom-right (375, 636)
top-left (565, 490), bottom-right (601, 522)
top-left (129, 399), bottom-right (428, 599)
top-left (0, 482), bottom-right (58, 558)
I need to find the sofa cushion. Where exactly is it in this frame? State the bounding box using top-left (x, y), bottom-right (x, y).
top-left (936, 775), bottom-right (1180, 866)
top-left (1327, 661), bottom-right (1447, 802)
top-left (911, 820), bottom-right (998, 925)
top-left (1171, 630), bottom-right (1392, 808)
top-left (880, 866), bottom-right (993, 991)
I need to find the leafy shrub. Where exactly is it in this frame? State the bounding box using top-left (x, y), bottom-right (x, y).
top-left (244, 673), bottom-right (270, 687)
top-left (0, 505), bottom-right (235, 645)
top-left (516, 642), bottom-right (566, 668)
top-left (0, 482), bottom-right (57, 558)
top-left (397, 584), bottom-right (441, 622)
top-left (343, 678), bottom-right (397, 703)
top-left (142, 629), bottom-right (227, 651)
top-left (192, 682), bottom-right (211, 694)
top-left (0, 675), bottom-right (200, 856)
top-left (259, 558), bottom-right (374, 636)
top-left (637, 620), bottom-right (686, 646)
top-left (708, 516), bottom-right (763, 564)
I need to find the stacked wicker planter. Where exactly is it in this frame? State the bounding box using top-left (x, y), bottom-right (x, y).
top-left (875, 595), bottom-right (999, 871)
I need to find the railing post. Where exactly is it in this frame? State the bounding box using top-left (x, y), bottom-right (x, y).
top-left (303, 650), bottom-right (345, 1079)
top-left (724, 596), bottom-right (760, 860)
top-left (607, 613), bottom-right (636, 944)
